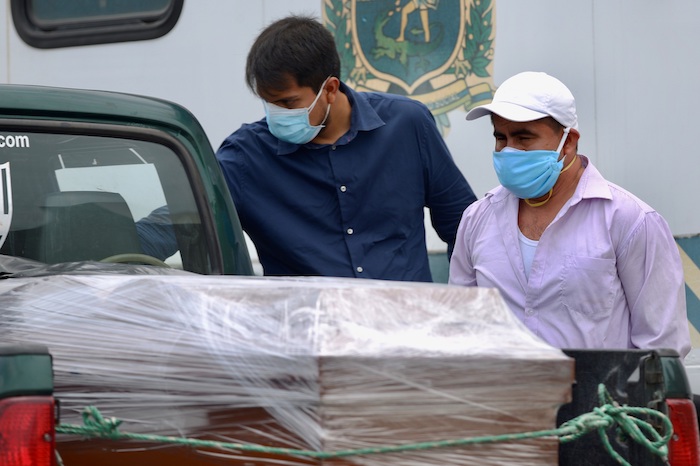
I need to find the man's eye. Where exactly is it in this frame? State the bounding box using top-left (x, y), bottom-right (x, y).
top-left (274, 99), bottom-right (295, 108)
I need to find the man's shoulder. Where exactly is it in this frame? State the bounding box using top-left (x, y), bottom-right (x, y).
top-left (217, 119), bottom-right (275, 158)
top-left (463, 187), bottom-right (509, 218)
top-left (224, 118), bottom-right (270, 143)
top-left (357, 89), bottom-right (431, 116)
top-left (585, 164), bottom-right (655, 215)
top-left (580, 158), bottom-right (652, 213)
top-left (605, 181), bottom-right (655, 214)
top-left (580, 163), bottom-right (666, 234)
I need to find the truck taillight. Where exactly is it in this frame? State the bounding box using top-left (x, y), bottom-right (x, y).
top-left (667, 398), bottom-right (700, 466)
top-left (0, 396), bottom-right (56, 466)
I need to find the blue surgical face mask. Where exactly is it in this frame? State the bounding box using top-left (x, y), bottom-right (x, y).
top-left (263, 77), bottom-right (331, 144)
top-left (492, 128), bottom-right (570, 200)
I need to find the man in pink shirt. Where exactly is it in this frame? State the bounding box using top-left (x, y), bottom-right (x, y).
top-left (449, 71), bottom-right (691, 358)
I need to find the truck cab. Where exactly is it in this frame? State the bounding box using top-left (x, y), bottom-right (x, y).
top-left (0, 84), bottom-right (252, 275)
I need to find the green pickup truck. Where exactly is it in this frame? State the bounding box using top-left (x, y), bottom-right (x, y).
top-left (0, 84), bottom-right (698, 466)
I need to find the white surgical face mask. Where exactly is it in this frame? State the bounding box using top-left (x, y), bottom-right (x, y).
top-left (263, 77), bottom-right (331, 144)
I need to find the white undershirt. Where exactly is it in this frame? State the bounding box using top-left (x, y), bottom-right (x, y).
top-left (518, 229), bottom-right (538, 279)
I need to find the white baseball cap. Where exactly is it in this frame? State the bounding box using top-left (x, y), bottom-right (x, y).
top-left (466, 71), bottom-right (578, 130)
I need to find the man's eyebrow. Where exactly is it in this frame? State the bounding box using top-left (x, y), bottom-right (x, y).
top-left (493, 127), bottom-right (537, 137)
top-left (272, 96), bottom-right (296, 104)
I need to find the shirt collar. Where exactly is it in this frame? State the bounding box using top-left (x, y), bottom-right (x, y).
top-left (341, 82), bottom-right (385, 134)
top-left (274, 81), bottom-right (385, 156)
top-left (570, 156), bottom-right (613, 203)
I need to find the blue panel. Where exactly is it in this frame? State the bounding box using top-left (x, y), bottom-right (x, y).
top-left (428, 252), bottom-right (449, 284)
top-left (677, 236), bottom-right (700, 331)
top-left (686, 284), bottom-right (700, 333)
top-left (677, 235), bottom-right (700, 268)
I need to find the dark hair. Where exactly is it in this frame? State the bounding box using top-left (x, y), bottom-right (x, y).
top-left (245, 15), bottom-right (341, 95)
top-left (543, 116), bottom-right (565, 133)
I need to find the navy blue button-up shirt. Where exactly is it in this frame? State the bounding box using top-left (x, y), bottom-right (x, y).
top-left (216, 83), bottom-right (476, 281)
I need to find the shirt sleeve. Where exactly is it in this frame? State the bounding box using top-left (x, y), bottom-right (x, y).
top-left (135, 205), bottom-right (178, 261)
top-left (215, 137), bottom-right (245, 209)
top-left (616, 211), bottom-right (691, 358)
top-left (419, 109), bottom-right (477, 259)
top-left (448, 208), bottom-right (477, 286)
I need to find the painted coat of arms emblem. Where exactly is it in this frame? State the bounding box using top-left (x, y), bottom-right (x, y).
top-left (324, 0), bottom-right (495, 134)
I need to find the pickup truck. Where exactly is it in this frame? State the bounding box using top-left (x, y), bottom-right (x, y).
top-left (0, 84), bottom-right (698, 466)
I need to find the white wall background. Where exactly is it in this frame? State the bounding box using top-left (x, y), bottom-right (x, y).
top-left (3, 0), bottom-right (700, 250)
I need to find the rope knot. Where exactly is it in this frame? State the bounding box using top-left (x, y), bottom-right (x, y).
top-left (559, 409), bottom-right (614, 442)
top-left (81, 406), bottom-right (123, 438)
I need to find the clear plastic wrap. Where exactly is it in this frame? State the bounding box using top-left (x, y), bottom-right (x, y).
top-left (0, 264), bottom-right (574, 465)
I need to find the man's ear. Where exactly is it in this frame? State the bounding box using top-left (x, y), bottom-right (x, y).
top-left (566, 128), bottom-right (581, 153)
top-left (325, 77), bottom-right (341, 104)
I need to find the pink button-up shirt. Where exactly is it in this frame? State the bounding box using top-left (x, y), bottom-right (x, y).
top-left (449, 157), bottom-right (691, 358)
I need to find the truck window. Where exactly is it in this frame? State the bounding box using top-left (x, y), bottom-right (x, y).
top-left (11, 0), bottom-right (183, 49)
top-left (0, 131), bottom-right (213, 273)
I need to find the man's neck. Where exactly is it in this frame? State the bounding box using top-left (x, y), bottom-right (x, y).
top-left (517, 155), bottom-right (584, 240)
top-left (312, 90), bottom-right (351, 145)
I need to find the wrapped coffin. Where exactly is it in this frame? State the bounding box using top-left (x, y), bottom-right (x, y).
top-left (0, 270), bottom-right (574, 465)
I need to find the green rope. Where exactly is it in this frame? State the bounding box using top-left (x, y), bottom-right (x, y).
top-left (56, 384), bottom-right (672, 466)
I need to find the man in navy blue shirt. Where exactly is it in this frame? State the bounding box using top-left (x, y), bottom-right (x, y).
top-left (216, 15), bottom-right (476, 281)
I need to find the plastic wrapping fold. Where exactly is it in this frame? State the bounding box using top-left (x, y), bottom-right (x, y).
top-left (0, 260), bottom-right (574, 466)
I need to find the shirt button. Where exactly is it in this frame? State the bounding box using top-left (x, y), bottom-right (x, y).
top-left (356, 266), bottom-right (364, 273)
top-left (525, 309), bottom-right (535, 316)
top-left (331, 145), bottom-right (337, 150)
top-left (347, 228), bottom-right (354, 235)
top-left (340, 185), bottom-right (347, 192)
